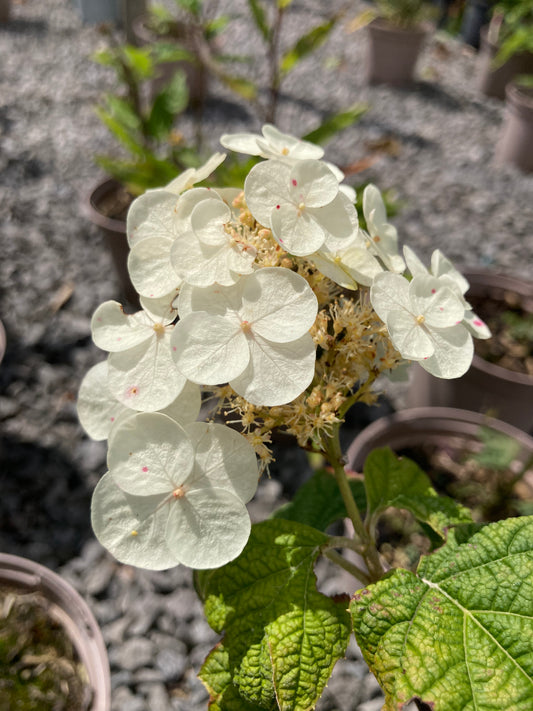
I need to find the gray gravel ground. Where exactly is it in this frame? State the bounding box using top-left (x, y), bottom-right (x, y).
top-left (0, 1), bottom-right (532, 710)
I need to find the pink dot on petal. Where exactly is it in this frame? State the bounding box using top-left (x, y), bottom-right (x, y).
top-left (110, 417), bottom-right (115, 422)
top-left (439, 307), bottom-right (444, 311)
top-left (474, 319), bottom-right (484, 327)
top-left (292, 179), bottom-right (297, 186)
top-left (456, 320), bottom-right (461, 325)
top-left (142, 466), bottom-right (148, 472)
top-left (431, 289), bottom-right (436, 294)
top-left (173, 346), bottom-right (177, 351)
top-left (276, 205), bottom-right (280, 209)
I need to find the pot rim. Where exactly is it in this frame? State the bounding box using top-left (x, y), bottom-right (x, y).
top-left (346, 406), bottom-right (533, 472)
top-left (464, 269), bottom-right (533, 386)
top-left (0, 552), bottom-right (110, 711)
top-left (368, 16), bottom-right (431, 36)
top-left (82, 177), bottom-right (128, 235)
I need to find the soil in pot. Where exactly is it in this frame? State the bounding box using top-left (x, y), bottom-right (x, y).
top-left (468, 287), bottom-right (533, 376)
top-left (0, 587), bottom-right (93, 710)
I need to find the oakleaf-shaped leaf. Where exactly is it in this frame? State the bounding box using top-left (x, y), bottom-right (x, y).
top-left (363, 447), bottom-right (472, 536)
top-left (198, 519), bottom-right (351, 711)
top-left (351, 516), bottom-right (533, 710)
top-left (272, 468), bottom-right (365, 532)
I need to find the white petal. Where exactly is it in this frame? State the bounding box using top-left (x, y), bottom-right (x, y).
top-left (159, 380), bottom-right (202, 426)
top-left (177, 280), bottom-right (244, 319)
top-left (289, 160), bottom-right (338, 208)
top-left (463, 309), bottom-right (491, 339)
top-left (220, 132), bottom-right (263, 155)
top-left (165, 153), bottom-right (226, 194)
top-left (77, 361), bottom-right (127, 441)
top-left (370, 272), bottom-right (411, 323)
top-left (270, 203), bottom-right (325, 255)
top-left (165, 487), bottom-right (251, 568)
top-left (126, 190), bottom-right (180, 248)
top-left (91, 301), bottom-right (153, 352)
top-left (308, 192), bottom-right (359, 251)
top-left (244, 160), bottom-right (292, 227)
top-left (313, 247), bottom-right (383, 289)
top-left (419, 325), bottom-right (474, 379)
top-left (191, 198), bottom-right (231, 246)
top-left (139, 292), bottom-right (179, 323)
top-left (171, 312), bottom-right (249, 385)
top-left (387, 310), bottom-right (434, 360)
top-left (91, 472), bottom-right (180, 570)
top-left (107, 331), bottom-right (187, 411)
top-left (231, 332), bottom-right (316, 406)
top-left (128, 236), bottom-right (180, 299)
top-left (403, 245), bottom-right (428, 278)
top-left (241, 268), bottom-right (318, 342)
top-left (410, 277), bottom-right (465, 328)
top-left (431, 250), bottom-right (469, 294)
top-left (261, 124), bottom-right (324, 160)
top-left (108, 412), bottom-right (194, 496)
top-left (185, 422), bottom-right (259, 503)
top-left (362, 183), bottom-right (387, 227)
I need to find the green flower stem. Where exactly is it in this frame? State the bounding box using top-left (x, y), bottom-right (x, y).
top-left (323, 549), bottom-right (371, 586)
top-left (323, 427), bottom-right (385, 583)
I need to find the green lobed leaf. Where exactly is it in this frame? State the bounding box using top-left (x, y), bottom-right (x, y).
top-left (351, 516), bottom-right (533, 710)
top-left (363, 447), bottom-right (472, 537)
top-left (200, 644), bottom-right (266, 711)
top-left (271, 468), bottom-right (366, 532)
top-left (279, 18), bottom-right (337, 76)
top-left (197, 519), bottom-right (351, 711)
top-left (302, 103), bottom-right (368, 146)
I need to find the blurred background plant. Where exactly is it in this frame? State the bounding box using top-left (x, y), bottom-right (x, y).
top-left (489, 0), bottom-right (533, 66)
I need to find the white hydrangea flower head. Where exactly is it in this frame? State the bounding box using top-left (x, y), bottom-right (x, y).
top-left (91, 299), bottom-right (187, 412)
top-left (91, 413), bottom-right (259, 569)
top-left (77, 360), bottom-right (201, 441)
top-left (362, 184), bottom-right (405, 273)
top-left (171, 267), bottom-right (318, 406)
top-left (220, 124), bottom-right (324, 162)
top-left (403, 246), bottom-right (491, 340)
top-left (170, 190), bottom-right (256, 287)
top-left (244, 159), bottom-right (358, 256)
top-left (370, 272), bottom-right (474, 378)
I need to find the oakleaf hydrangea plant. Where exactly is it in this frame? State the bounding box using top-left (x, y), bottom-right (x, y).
top-left (78, 125), bottom-right (533, 711)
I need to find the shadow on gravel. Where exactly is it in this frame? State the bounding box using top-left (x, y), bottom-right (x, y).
top-left (0, 434), bottom-right (94, 569)
top-left (0, 18), bottom-right (48, 35)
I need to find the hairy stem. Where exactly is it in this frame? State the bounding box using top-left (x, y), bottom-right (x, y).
top-left (323, 550), bottom-right (371, 586)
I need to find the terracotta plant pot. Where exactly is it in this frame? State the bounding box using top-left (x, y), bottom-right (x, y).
top-left (132, 14), bottom-right (208, 108)
top-left (495, 82), bottom-right (533, 173)
top-left (346, 407), bottom-right (533, 514)
top-left (0, 553), bottom-right (110, 711)
top-left (477, 27), bottom-right (533, 101)
top-left (407, 271), bottom-right (533, 434)
top-left (366, 19), bottom-right (429, 86)
top-left (82, 178), bottom-right (139, 308)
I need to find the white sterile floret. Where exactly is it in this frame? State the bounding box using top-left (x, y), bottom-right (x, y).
top-left (312, 230), bottom-right (384, 289)
top-left (77, 360), bottom-right (201, 441)
top-left (91, 413), bottom-right (259, 569)
top-left (362, 184), bottom-right (405, 273)
top-left (170, 190), bottom-right (256, 287)
top-left (91, 300), bottom-right (186, 412)
top-left (171, 268), bottom-right (318, 406)
top-left (371, 272), bottom-right (474, 378)
top-left (164, 152), bottom-right (226, 195)
top-left (245, 159), bottom-right (358, 256)
top-left (403, 246), bottom-right (491, 340)
top-left (220, 124), bottom-right (324, 162)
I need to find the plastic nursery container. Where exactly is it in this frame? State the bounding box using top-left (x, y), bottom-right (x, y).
top-left (0, 552), bottom-right (111, 711)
